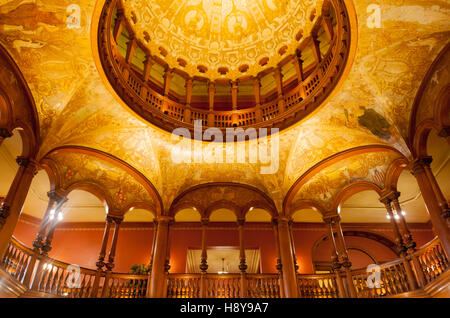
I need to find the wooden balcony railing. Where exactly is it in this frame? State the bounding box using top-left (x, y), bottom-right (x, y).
top-left (98, 0), bottom-right (352, 137)
top-left (1, 236), bottom-right (448, 298)
top-left (102, 273), bottom-right (148, 298)
top-left (297, 273), bottom-right (339, 298)
top-left (352, 259), bottom-right (411, 298)
top-left (166, 273), bottom-right (281, 298)
top-left (414, 237), bottom-right (449, 284)
top-left (247, 274), bottom-right (281, 298)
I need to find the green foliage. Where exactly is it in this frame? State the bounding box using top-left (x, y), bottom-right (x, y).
top-left (129, 263), bottom-right (151, 275)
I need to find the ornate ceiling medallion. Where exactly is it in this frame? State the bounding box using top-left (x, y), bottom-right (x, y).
top-left (122, 0), bottom-right (324, 80)
top-left (98, 0), bottom-right (352, 139)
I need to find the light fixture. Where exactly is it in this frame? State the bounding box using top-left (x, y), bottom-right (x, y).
top-left (218, 258), bottom-right (228, 275)
top-left (394, 213), bottom-right (400, 220)
top-left (49, 209), bottom-right (56, 220)
top-left (386, 214), bottom-right (391, 220)
top-left (401, 211), bottom-right (406, 216)
top-left (57, 211), bottom-right (64, 221)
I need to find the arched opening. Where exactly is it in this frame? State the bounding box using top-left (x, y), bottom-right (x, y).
top-left (0, 130), bottom-right (23, 200)
top-left (291, 207), bottom-right (325, 274)
top-left (426, 128), bottom-right (450, 199)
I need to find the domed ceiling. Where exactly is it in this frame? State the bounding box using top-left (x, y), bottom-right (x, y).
top-left (0, 0), bottom-right (449, 223)
top-left (123, 0), bottom-right (324, 80)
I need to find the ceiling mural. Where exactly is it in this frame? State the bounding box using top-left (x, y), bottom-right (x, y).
top-left (291, 150), bottom-right (403, 211)
top-left (47, 151), bottom-right (156, 214)
top-left (0, 0), bottom-right (448, 216)
top-left (122, 0), bottom-right (324, 80)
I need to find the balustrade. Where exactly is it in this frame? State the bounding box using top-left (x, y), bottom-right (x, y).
top-left (297, 274), bottom-right (339, 298)
top-left (414, 237), bottom-right (449, 284)
top-left (97, 0), bottom-right (351, 136)
top-left (352, 259), bottom-right (410, 298)
top-left (103, 273), bottom-right (148, 298)
top-left (1, 236), bottom-right (448, 298)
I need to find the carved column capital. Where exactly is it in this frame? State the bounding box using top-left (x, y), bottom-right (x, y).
top-left (0, 128), bottom-right (12, 139)
top-left (438, 126), bottom-right (450, 138)
top-left (0, 202), bottom-right (11, 228)
top-left (156, 215), bottom-right (174, 225)
top-left (410, 156), bottom-right (432, 176)
top-left (236, 218), bottom-right (245, 227)
top-left (323, 214), bottom-right (340, 224)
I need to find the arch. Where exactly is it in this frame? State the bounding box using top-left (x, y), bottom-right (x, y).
top-left (0, 86), bottom-right (13, 128)
top-left (290, 199), bottom-right (328, 217)
top-left (61, 180), bottom-right (113, 215)
top-left (0, 43), bottom-right (40, 157)
top-left (413, 119), bottom-right (442, 158)
top-left (122, 201), bottom-right (157, 217)
top-left (311, 230), bottom-right (399, 267)
top-left (346, 247), bottom-right (378, 265)
top-left (384, 157), bottom-right (410, 192)
top-left (41, 145), bottom-right (163, 216)
top-left (169, 182), bottom-right (278, 218)
top-left (205, 200), bottom-right (241, 219)
top-left (332, 180), bottom-right (383, 212)
top-left (284, 145), bottom-right (407, 215)
top-left (434, 85), bottom-right (450, 129)
top-left (409, 42), bottom-right (450, 156)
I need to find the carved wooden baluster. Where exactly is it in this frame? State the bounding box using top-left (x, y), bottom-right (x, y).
top-left (52, 267), bottom-right (63, 295)
top-left (431, 246), bottom-right (444, 274)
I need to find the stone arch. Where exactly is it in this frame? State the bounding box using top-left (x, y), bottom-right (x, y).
top-left (40, 146), bottom-right (163, 216)
top-left (0, 43), bottom-right (39, 157)
top-left (169, 182), bottom-right (277, 220)
top-left (284, 145), bottom-right (407, 215)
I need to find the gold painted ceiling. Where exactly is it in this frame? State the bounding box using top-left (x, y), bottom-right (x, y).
top-left (0, 0), bottom-right (449, 220)
top-left (122, 0), bottom-right (324, 79)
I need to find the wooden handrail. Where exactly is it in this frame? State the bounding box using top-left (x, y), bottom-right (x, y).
top-left (2, 236), bottom-right (448, 298)
top-left (98, 0), bottom-right (351, 136)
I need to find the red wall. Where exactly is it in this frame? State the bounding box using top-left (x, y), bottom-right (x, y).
top-left (13, 215), bottom-right (435, 274)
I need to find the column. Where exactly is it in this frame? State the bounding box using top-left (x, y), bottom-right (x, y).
top-left (207, 81), bottom-right (215, 126)
top-left (40, 195), bottom-right (67, 256)
top-left (273, 67), bottom-right (285, 113)
top-left (389, 191), bottom-right (416, 251)
top-left (293, 53), bottom-right (307, 99)
top-left (149, 216), bottom-right (172, 297)
top-left (411, 157), bottom-right (450, 256)
top-left (0, 127), bottom-right (12, 147)
top-left (323, 216), bottom-right (346, 298)
top-left (161, 69), bottom-right (174, 114)
top-left (288, 219), bottom-right (299, 273)
top-left (237, 218), bottom-right (248, 297)
top-left (32, 191), bottom-right (58, 253)
top-left (143, 55), bottom-right (152, 82)
top-left (101, 216), bottom-right (122, 297)
top-left (253, 77), bottom-right (263, 122)
top-left (333, 216), bottom-right (357, 298)
top-left (271, 218), bottom-right (285, 298)
top-left (199, 218), bottom-right (208, 298)
top-left (277, 216), bottom-right (298, 297)
top-left (125, 36), bottom-right (137, 65)
top-left (322, 14), bottom-right (334, 41)
top-left (91, 216), bottom-right (113, 297)
top-left (0, 156), bottom-right (38, 259)
top-left (184, 78), bottom-right (193, 123)
top-left (380, 196), bottom-right (418, 290)
top-left (312, 34), bottom-right (322, 63)
top-left (149, 219), bottom-right (158, 271)
top-left (231, 81), bottom-right (239, 126)
top-left (112, 9), bottom-right (125, 43)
